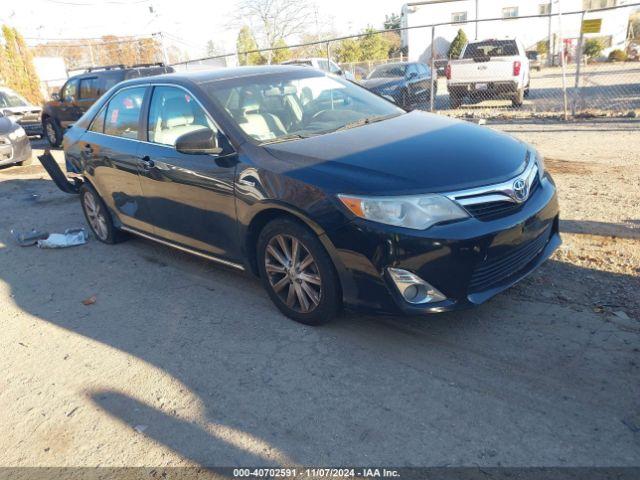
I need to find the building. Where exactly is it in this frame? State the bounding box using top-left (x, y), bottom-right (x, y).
top-left (32, 57), bottom-right (68, 100)
top-left (401, 0), bottom-right (637, 63)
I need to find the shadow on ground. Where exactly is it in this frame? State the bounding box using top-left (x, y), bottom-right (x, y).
top-left (1, 177), bottom-right (639, 467)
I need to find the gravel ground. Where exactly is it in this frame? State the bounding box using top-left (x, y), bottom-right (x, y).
top-left (0, 121), bottom-right (638, 469)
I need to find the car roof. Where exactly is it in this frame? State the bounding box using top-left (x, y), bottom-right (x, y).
top-left (115, 65), bottom-right (323, 88)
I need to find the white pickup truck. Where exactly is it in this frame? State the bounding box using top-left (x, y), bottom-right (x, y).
top-left (445, 38), bottom-right (530, 108)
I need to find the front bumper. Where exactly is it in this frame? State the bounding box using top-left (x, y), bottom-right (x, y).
top-left (0, 135), bottom-right (32, 166)
top-left (326, 174), bottom-right (560, 315)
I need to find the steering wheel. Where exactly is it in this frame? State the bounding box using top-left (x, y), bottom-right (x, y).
top-left (309, 109), bottom-right (334, 123)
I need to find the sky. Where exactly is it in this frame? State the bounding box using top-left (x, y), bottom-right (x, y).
top-left (1, 0), bottom-right (407, 58)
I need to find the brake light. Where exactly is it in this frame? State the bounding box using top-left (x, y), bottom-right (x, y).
top-left (513, 60), bottom-right (521, 76)
top-left (445, 64), bottom-right (451, 80)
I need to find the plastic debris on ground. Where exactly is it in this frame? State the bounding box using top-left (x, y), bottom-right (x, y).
top-left (36, 228), bottom-right (89, 249)
top-left (11, 229), bottom-right (50, 247)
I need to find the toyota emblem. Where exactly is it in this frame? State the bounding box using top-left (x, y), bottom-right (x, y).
top-left (513, 178), bottom-right (528, 202)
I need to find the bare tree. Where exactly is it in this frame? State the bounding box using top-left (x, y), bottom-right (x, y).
top-left (234, 0), bottom-right (317, 63)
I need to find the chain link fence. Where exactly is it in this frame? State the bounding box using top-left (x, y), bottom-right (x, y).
top-left (172, 3), bottom-right (640, 120)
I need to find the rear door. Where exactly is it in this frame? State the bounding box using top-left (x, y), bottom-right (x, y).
top-left (83, 85), bottom-right (155, 233)
top-left (136, 85), bottom-right (240, 261)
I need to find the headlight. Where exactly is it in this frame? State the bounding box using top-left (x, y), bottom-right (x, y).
top-left (8, 127), bottom-right (26, 141)
top-left (338, 193), bottom-right (469, 230)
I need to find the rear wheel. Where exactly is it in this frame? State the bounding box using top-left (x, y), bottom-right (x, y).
top-left (512, 88), bottom-right (525, 107)
top-left (257, 218), bottom-right (340, 325)
top-left (44, 117), bottom-right (63, 147)
top-left (80, 184), bottom-right (126, 244)
top-left (450, 94), bottom-right (463, 109)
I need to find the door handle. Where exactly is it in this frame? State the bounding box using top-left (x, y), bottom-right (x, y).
top-left (140, 155), bottom-right (154, 169)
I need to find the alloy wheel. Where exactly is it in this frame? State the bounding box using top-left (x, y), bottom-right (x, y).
top-left (45, 122), bottom-right (57, 144)
top-left (83, 191), bottom-right (108, 241)
top-left (264, 234), bottom-right (322, 313)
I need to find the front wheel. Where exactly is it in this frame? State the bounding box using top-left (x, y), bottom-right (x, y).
top-left (257, 218), bottom-right (340, 325)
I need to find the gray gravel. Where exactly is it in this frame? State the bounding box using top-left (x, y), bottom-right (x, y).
top-left (0, 123), bottom-right (638, 467)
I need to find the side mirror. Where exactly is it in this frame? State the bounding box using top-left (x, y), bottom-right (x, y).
top-left (407, 71), bottom-right (418, 79)
top-left (175, 128), bottom-right (223, 155)
top-left (336, 69), bottom-right (344, 76)
top-left (51, 92), bottom-right (60, 101)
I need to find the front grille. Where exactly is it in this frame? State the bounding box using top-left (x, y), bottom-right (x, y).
top-left (469, 225), bottom-right (551, 292)
top-left (465, 175), bottom-right (540, 221)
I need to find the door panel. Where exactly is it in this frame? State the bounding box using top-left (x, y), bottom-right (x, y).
top-left (85, 86), bottom-right (154, 233)
top-left (58, 79), bottom-right (81, 127)
top-left (137, 85), bottom-right (240, 261)
top-left (138, 145), bottom-right (239, 259)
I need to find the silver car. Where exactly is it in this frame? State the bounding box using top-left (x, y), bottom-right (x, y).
top-left (0, 116), bottom-right (32, 167)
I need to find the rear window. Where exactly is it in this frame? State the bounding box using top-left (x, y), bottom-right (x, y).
top-left (463, 40), bottom-right (518, 59)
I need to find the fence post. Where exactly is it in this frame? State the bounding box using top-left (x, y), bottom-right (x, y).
top-left (557, 5), bottom-right (569, 120)
top-left (326, 41), bottom-right (331, 63)
top-left (572, 10), bottom-right (586, 117)
top-left (430, 26), bottom-right (436, 113)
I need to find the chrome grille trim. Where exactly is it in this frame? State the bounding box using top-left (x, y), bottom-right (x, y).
top-left (445, 158), bottom-right (539, 208)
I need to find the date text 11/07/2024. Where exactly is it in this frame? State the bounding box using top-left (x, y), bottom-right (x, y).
top-left (232, 468), bottom-right (400, 478)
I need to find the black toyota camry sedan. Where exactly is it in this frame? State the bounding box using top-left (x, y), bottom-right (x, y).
top-left (58, 66), bottom-right (560, 325)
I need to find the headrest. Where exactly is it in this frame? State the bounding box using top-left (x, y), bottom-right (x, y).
top-left (163, 97), bottom-right (194, 127)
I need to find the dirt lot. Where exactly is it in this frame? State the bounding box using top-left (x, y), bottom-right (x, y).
top-left (0, 120), bottom-right (638, 469)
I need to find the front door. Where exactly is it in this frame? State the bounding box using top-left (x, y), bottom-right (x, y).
top-left (57, 79), bottom-right (81, 128)
top-left (84, 86), bottom-right (155, 233)
top-left (137, 85), bottom-right (240, 262)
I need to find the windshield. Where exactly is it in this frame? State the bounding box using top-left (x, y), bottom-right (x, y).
top-left (463, 40), bottom-right (518, 59)
top-left (0, 90), bottom-right (29, 108)
top-left (202, 73), bottom-right (403, 143)
top-left (368, 65), bottom-right (406, 79)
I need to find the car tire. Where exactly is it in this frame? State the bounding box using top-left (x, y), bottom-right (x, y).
top-left (257, 218), bottom-right (340, 326)
top-left (450, 94), bottom-right (462, 109)
top-left (43, 117), bottom-right (63, 147)
top-left (512, 88), bottom-right (525, 107)
top-left (80, 183), bottom-right (127, 244)
top-left (400, 89), bottom-right (410, 109)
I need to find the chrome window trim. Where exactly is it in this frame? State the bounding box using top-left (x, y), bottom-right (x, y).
top-left (85, 82), bottom-right (231, 153)
top-left (445, 157), bottom-right (539, 207)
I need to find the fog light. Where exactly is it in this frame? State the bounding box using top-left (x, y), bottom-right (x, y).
top-left (388, 268), bottom-right (447, 305)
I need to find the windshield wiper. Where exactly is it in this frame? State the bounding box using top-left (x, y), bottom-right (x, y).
top-left (259, 133), bottom-right (316, 145)
top-left (332, 113), bottom-right (402, 133)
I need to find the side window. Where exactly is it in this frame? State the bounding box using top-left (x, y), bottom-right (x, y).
top-left (317, 60), bottom-right (329, 71)
top-left (79, 77), bottom-right (99, 100)
top-left (62, 79), bottom-right (78, 102)
top-left (104, 87), bottom-right (146, 139)
top-left (89, 104), bottom-right (107, 133)
top-left (147, 86), bottom-right (216, 147)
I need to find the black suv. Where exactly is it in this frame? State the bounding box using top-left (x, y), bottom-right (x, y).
top-left (41, 63), bottom-right (174, 146)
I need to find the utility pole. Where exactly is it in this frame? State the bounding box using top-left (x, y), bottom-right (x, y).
top-left (155, 32), bottom-right (169, 65)
top-left (547, 0), bottom-right (553, 66)
top-left (474, 0), bottom-right (479, 40)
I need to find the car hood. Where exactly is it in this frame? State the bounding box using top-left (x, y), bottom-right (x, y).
top-left (264, 111), bottom-right (529, 195)
top-left (360, 77), bottom-right (404, 89)
top-left (1, 105), bottom-right (41, 115)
